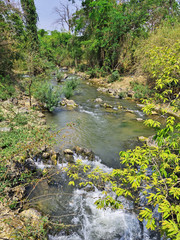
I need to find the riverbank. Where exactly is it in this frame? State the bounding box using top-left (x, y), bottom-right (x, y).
top-left (69, 68), bottom-right (180, 118)
top-left (0, 92), bottom-right (53, 239)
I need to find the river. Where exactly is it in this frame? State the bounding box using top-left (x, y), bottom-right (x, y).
top-left (29, 76), bottom-right (163, 240)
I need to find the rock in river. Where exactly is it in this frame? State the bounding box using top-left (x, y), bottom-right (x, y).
top-left (60, 98), bottom-right (78, 108)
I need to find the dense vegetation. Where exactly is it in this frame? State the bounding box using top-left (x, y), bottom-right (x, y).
top-left (0, 0), bottom-right (180, 239)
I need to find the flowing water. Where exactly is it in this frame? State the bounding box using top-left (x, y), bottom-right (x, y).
top-left (30, 76), bottom-right (164, 240)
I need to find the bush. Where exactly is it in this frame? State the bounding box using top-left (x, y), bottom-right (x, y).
top-left (0, 75), bottom-right (16, 100)
top-left (119, 92), bottom-right (126, 99)
top-left (86, 67), bottom-right (101, 78)
top-left (62, 78), bottom-right (79, 99)
top-left (108, 70), bottom-right (120, 83)
top-left (76, 63), bottom-right (88, 72)
top-left (131, 82), bottom-right (152, 99)
top-left (33, 81), bottom-right (60, 112)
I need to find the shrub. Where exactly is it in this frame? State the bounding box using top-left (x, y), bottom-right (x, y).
top-left (131, 82), bottom-right (152, 99)
top-left (0, 75), bottom-right (16, 100)
top-left (108, 70), bottom-right (120, 83)
top-left (86, 67), bottom-right (101, 78)
top-left (119, 92), bottom-right (126, 99)
top-left (33, 82), bottom-right (60, 112)
top-left (62, 78), bottom-right (79, 99)
top-left (77, 63), bottom-right (88, 72)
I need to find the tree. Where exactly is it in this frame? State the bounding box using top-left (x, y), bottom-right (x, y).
top-left (20, 0), bottom-right (39, 48)
top-left (54, 1), bottom-right (78, 33)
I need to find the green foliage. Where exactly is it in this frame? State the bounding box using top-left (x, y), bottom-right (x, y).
top-left (0, 75), bottom-right (16, 100)
top-left (33, 81), bottom-right (60, 112)
top-left (118, 91), bottom-right (126, 99)
top-left (131, 82), bottom-right (152, 99)
top-left (56, 71), bottom-right (64, 82)
top-left (62, 78), bottom-right (79, 99)
top-left (20, 0), bottom-right (39, 48)
top-left (66, 115), bottom-right (180, 239)
top-left (108, 71), bottom-right (120, 83)
top-left (14, 113), bottom-right (28, 126)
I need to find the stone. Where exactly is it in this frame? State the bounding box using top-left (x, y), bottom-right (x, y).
top-left (0, 127), bottom-right (11, 132)
top-left (108, 89), bottom-right (114, 94)
top-left (51, 154), bottom-right (57, 165)
top-left (73, 146), bottom-right (95, 161)
top-left (94, 98), bottom-right (103, 103)
top-left (97, 87), bottom-right (108, 93)
top-left (61, 67), bottom-right (68, 71)
top-left (118, 105), bottom-right (123, 110)
top-left (151, 111), bottom-right (158, 115)
top-left (103, 103), bottom-right (113, 108)
top-left (18, 107), bottom-right (29, 114)
top-left (73, 146), bottom-right (84, 155)
top-left (64, 154), bottom-right (74, 163)
top-left (136, 118), bottom-right (143, 121)
top-left (25, 158), bottom-right (37, 171)
top-left (127, 91), bottom-right (134, 98)
top-left (147, 135), bottom-right (158, 148)
top-left (39, 119), bottom-right (46, 125)
top-left (60, 98), bottom-right (78, 108)
top-left (11, 98), bottom-right (18, 105)
top-left (36, 111), bottom-right (45, 118)
top-left (63, 149), bottom-right (73, 155)
top-left (137, 104), bottom-right (145, 108)
top-left (64, 74), bottom-right (68, 79)
top-left (12, 185), bottom-right (25, 201)
top-left (138, 136), bottom-right (148, 142)
top-left (42, 152), bottom-right (50, 159)
top-left (20, 208), bottom-right (41, 224)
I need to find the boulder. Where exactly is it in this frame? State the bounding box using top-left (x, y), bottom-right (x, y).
top-left (63, 149), bottom-right (73, 155)
top-left (73, 146), bottom-right (95, 161)
top-left (60, 98), bottom-right (78, 108)
top-left (94, 98), bottom-right (103, 103)
top-left (42, 152), bottom-right (50, 159)
top-left (20, 208), bottom-right (41, 226)
top-left (25, 158), bottom-right (37, 172)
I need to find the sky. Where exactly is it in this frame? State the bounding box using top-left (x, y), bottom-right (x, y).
top-left (13, 0), bottom-right (81, 31)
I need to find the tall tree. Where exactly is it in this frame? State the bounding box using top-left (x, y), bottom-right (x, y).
top-left (20, 0), bottom-right (39, 47)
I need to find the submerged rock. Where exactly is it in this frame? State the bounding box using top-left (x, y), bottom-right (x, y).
top-left (102, 103), bottom-right (113, 109)
top-left (73, 146), bottom-right (95, 161)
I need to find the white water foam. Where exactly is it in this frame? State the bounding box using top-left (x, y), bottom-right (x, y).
top-left (73, 153), bottom-right (113, 173)
top-left (49, 188), bottom-right (142, 240)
